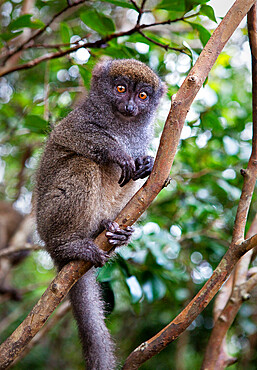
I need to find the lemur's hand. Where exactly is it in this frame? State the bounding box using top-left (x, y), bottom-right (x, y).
top-left (116, 154), bottom-right (136, 187)
top-left (133, 155), bottom-right (154, 181)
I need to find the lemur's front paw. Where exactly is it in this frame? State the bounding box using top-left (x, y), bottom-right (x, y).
top-left (117, 155), bottom-right (136, 187)
top-left (133, 155), bottom-right (154, 181)
top-left (104, 220), bottom-right (134, 248)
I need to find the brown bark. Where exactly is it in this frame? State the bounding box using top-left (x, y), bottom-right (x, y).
top-left (201, 3), bottom-right (257, 369)
top-left (10, 301), bottom-right (71, 367)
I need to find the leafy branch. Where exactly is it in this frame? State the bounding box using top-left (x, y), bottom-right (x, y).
top-left (1, 0), bottom-right (88, 64)
top-left (0, 7), bottom-right (200, 77)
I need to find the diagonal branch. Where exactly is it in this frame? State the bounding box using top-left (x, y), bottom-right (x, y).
top-left (11, 300), bottom-right (71, 366)
top-left (123, 0), bottom-right (257, 368)
top-left (0, 0), bottom-right (255, 369)
top-left (201, 3), bottom-right (257, 369)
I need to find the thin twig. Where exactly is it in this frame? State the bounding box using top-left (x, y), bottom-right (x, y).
top-left (242, 272), bottom-right (257, 294)
top-left (130, 0), bottom-right (140, 13)
top-left (14, 146), bottom-right (33, 202)
top-left (136, 0), bottom-right (147, 25)
top-left (0, 244), bottom-right (42, 258)
top-left (138, 30), bottom-right (188, 54)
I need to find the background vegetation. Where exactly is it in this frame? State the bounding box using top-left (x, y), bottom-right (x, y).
top-left (0, 0), bottom-right (256, 369)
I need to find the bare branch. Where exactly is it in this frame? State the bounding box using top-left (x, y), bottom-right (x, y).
top-left (0, 213), bottom-right (37, 256)
top-left (201, 3), bottom-right (257, 369)
top-left (136, 0), bottom-right (147, 25)
top-left (0, 244), bottom-right (42, 258)
top-left (0, 306), bottom-right (24, 334)
top-left (242, 272), bottom-right (257, 294)
top-left (138, 30), bottom-right (188, 54)
top-left (123, 0), bottom-right (257, 368)
top-left (130, 0), bottom-right (140, 13)
top-left (12, 301), bottom-right (71, 366)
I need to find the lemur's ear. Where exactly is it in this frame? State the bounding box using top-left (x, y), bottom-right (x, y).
top-left (159, 81), bottom-right (167, 97)
top-left (92, 57), bottom-right (112, 78)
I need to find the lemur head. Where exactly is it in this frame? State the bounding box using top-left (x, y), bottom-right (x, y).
top-left (90, 58), bottom-right (165, 118)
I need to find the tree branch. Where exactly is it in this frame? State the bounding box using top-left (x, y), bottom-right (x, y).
top-left (138, 30), bottom-right (187, 54)
top-left (201, 3), bottom-right (257, 369)
top-left (123, 0), bottom-right (257, 368)
top-left (11, 300), bottom-right (71, 366)
top-left (0, 0), bottom-right (36, 76)
top-left (0, 243), bottom-right (41, 258)
top-left (0, 13), bottom-right (198, 78)
top-left (14, 146), bottom-right (33, 202)
top-left (1, 0), bottom-right (88, 65)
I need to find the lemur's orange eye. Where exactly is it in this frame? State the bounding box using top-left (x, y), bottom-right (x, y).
top-left (139, 91), bottom-right (148, 100)
top-left (117, 85), bottom-right (126, 93)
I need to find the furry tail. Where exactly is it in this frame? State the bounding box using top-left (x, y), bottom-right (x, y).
top-left (69, 268), bottom-right (116, 370)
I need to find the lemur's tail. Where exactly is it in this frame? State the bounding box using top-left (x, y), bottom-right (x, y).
top-left (69, 268), bottom-right (116, 370)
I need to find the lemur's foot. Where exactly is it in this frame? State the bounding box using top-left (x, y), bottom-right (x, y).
top-left (133, 155), bottom-right (154, 181)
top-left (103, 220), bottom-right (134, 247)
top-left (87, 242), bottom-right (110, 267)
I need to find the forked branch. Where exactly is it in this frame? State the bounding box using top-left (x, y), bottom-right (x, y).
top-left (201, 3), bottom-right (257, 369)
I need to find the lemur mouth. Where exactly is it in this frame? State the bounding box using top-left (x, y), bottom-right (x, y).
top-left (122, 111), bottom-right (137, 117)
top-left (117, 109), bottom-right (138, 118)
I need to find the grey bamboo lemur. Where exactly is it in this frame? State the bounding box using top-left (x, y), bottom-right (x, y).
top-left (35, 58), bottom-right (164, 369)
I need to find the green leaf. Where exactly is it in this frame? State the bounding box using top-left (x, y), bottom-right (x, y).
top-left (23, 115), bottom-right (48, 134)
top-left (60, 22), bottom-right (71, 44)
top-left (80, 9), bottom-right (115, 35)
top-left (97, 263), bottom-right (115, 282)
top-left (0, 31), bottom-right (23, 42)
top-left (188, 22), bottom-right (211, 46)
top-left (100, 0), bottom-right (135, 9)
top-left (200, 4), bottom-right (217, 23)
top-left (185, 0), bottom-right (209, 10)
top-left (101, 44), bottom-right (136, 58)
top-left (78, 65), bottom-right (91, 89)
top-left (9, 14), bottom-right (45, 30)
top-left (156, 0), bottom-right (185, 11)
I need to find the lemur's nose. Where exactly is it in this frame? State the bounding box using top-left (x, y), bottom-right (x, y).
top-left (125, 104), bottom-right (136, 113)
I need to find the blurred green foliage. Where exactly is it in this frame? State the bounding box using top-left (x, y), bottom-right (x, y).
top-left (0, 0), bottom-right (257, 369)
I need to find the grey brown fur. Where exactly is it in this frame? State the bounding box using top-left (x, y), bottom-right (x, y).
top-left (35, 58), bottom-right (164, 369)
